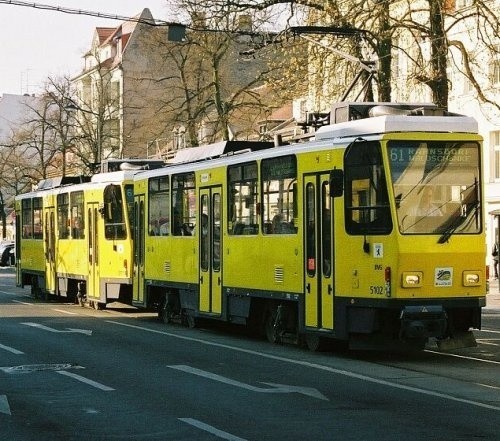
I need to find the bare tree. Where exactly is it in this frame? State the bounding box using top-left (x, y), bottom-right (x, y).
top-left (153, 1), bottom-right (285, 145)
top-left (186, 0), bottom-right (499, 110)
top-left (69, 49), bottom-right (122, 172)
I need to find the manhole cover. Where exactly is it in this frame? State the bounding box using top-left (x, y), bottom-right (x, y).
top-left (0, 363), bottom-right (80, 374)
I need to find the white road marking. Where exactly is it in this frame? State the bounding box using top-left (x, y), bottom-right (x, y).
top-left (108, 320), bottom-right (500, 412)
top-left (0, 395), bottom-right (11, 415)
top-left (425, 349), bottom-right (500, 365)
top-left (0, 363), bottom-right (81, 374)
top-left (169, 364), bottom-right (328, 401)
top-left (56, 371), bottom-right (114, 391)
top-left (0, 343), bottom-right (24, 355)
top-left (0, 290), bottom-right (16, 295)
top-left (12, 300), bottom-right (33, 306)
top-left (476, 339), bottom-right (500, 347)
top-left (21, 322), bottom-right (92, 336)
top-left (53, 309), bottom-right (79, 315)
top-left (179, 418), bottom-right (247, 441)
top-left (480, 329), bottom-right (500, 334)
top-left (476, 383), bottom-right (500, 390)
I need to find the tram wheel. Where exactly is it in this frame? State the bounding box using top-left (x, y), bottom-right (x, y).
top-left (31, 284), bottom-right (41, 300)
top-left (182, 310), bottom-right (197, 329)
top-left (159, 299), bottom-right (173, 324)
top-left (304, 334), bottom-right (326, 352)
top-left (264, 307), bottom-right (281, 344)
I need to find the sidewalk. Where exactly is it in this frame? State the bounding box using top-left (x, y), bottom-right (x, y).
top-left (486, 278), bottom-right (500, 312)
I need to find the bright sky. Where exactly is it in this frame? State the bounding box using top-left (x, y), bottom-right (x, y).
top-left (0, 1), bottom-right (171, 95)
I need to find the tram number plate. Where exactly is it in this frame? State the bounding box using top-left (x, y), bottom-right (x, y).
top-left (370, 286), bottom-right (384, 295)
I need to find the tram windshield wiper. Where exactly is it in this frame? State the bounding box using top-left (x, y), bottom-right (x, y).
top-left (437, 200), bottom-right (479, 244)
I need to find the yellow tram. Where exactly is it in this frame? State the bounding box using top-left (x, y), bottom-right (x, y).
top-left (15, 102), bottom-right (486, 350)
top-left (132, 102), bottom-right (486, 350)
top-left (16, 166), bottom-right (150, 308)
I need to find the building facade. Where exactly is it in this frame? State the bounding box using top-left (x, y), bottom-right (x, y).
top-left (71, 9), bottom-right (274, 164)
top-left (71, 8), bottom-right (179, 161)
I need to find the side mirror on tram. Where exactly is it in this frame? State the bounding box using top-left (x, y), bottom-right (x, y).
top-left (329, 169), bottom-right (344, 198)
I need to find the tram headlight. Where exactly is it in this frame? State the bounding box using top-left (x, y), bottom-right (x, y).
top-left (463, 271), bottom-right (481, 286)
top-left (402, 272), bottom-right (423, 288)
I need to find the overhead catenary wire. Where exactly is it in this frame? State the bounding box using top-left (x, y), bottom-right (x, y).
top-left (0, 0), bottom-right (176, 26)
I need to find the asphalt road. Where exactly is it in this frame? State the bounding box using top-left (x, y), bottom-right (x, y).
top-left (1, 268), bottom-right (499, 440)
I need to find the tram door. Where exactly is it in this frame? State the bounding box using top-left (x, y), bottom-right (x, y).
top-left (304, 174), bottom-right (334, 330)
top-left (133, 195), bottom-right (145, 304)
top-left (199, 187), bottom-right (222, 315)
top-left (87, 203), bottom-right (100, 298)
top-left (44, 206), bottom-right (56, 294)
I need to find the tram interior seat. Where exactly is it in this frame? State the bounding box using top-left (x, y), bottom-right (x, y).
top-left (233, 223), bottom-right (245, 235)
top-left (233, 222), bottom-right (258, 235)
top-left (263, 222), bottom-right (272, 234)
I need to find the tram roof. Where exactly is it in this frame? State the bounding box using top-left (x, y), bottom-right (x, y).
top-left (90, 169), bottom-right (143, 183)
top-left (170, 140), bottom-right (272, 164)
top-left (315, 114), bottom-right (478, 141)
top-left (135, 113), bottom-right (480, 181)
top-left (15, 170), bottom-right (141, 200)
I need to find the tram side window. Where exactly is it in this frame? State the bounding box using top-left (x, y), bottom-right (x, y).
top-left (32, 198), bottom-right (43, 239)
top-left (172, 172), bottom-right (196, 236)
top-left (22, 199), bottom-right (35, 239)
top-left (228, 162), bottom-right (259, 235)
top-left (148, 176), bottom-right (170, 236)
top-left (103, 184), bottom-right (127, 240)
top-left (70, 191), bottom-right (85, 239)
top-left (344, 141), bottom-right (392, 235)
top-left (21, 199), bottom-right (33, 239)
top-left (57, 193), bottom-right (70, 239)
top-left (261, 155), bottom-right (298, 234)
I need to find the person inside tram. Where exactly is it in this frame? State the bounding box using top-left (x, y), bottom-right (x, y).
top-left (159, 218), bottom-right (169, 236)
top-left (149, 219), bottom-right (159, 236)
top-left (413, 186), bottom-right (444, 217)
top-left (272, 213), bottom-right (284, 233)
top-left (72, 216), bottom-right (83, 238)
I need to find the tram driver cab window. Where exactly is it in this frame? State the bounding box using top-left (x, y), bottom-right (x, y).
top-left (344, 141), bottom-right (392, 235)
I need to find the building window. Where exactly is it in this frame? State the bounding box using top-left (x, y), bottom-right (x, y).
top-left (455, 0), bottom-right (472, 9)
top-left (493, 131), bottom-right (500, 180)
top-left (463, 77), bottom-right (474, 94)
top-left (491, 59), bottom-right (500, 86)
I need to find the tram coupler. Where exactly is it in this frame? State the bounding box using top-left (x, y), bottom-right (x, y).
top-left (399, 305), bottom-right (447, 341)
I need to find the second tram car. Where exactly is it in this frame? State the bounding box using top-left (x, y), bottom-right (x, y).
top-left (16, 169), bottom-right (140, 308)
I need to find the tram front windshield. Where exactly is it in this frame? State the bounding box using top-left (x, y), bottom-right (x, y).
top-left (388, 140), bottom-right (481, 237)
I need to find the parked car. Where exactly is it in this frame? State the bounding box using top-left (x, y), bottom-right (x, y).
top-left (0, 241), bottom-right (15, 266)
